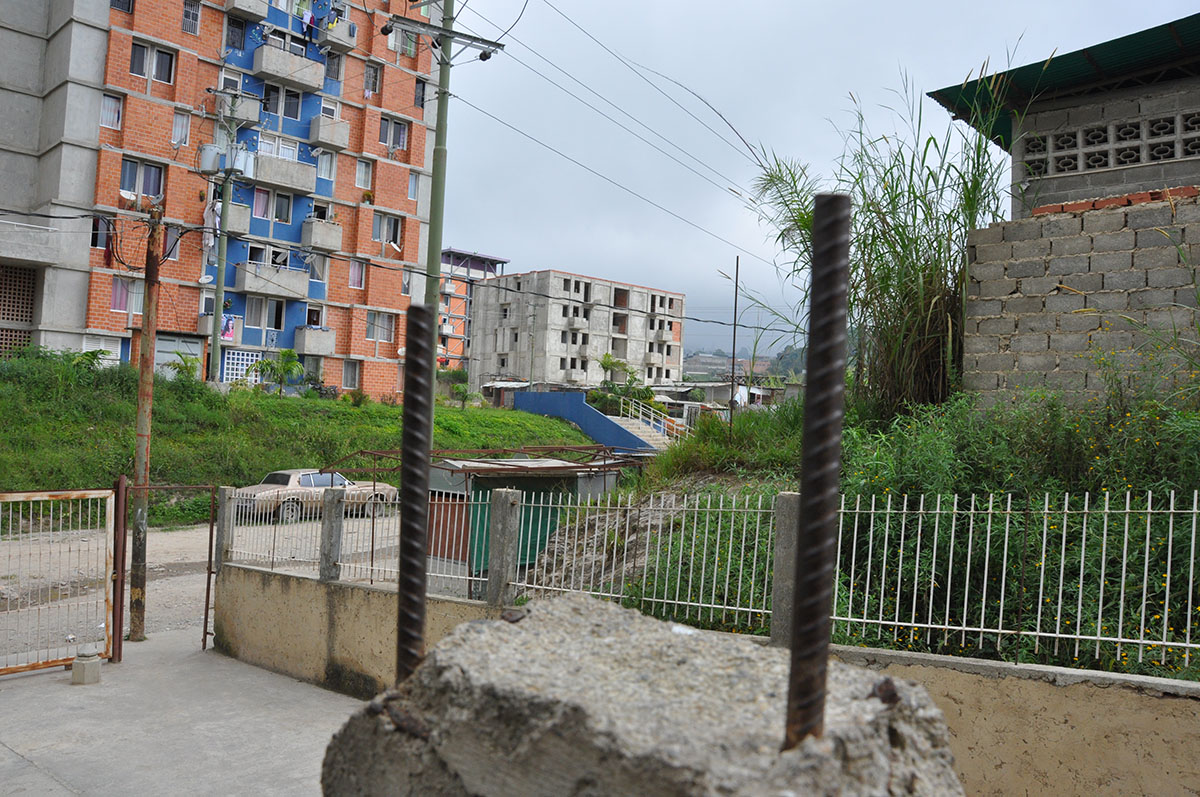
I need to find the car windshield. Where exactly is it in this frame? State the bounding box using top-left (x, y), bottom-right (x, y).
top-left (261, 472), bottom-right (292, 486)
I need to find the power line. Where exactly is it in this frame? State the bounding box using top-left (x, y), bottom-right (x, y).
top-left (538, 0), bottom-right (757, 167)
top-left (450, 92), bottom-right (776, 269)
top-left (459, 6), bottom-right (753, 197)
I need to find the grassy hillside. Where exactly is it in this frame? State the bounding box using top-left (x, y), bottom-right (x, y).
top-left (0, 350), bottom-right (589, 496)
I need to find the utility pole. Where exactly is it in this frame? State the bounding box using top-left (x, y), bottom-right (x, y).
top-left (729, 256), bottom-right (739, 443)
top-left (129, 205), bottom-right (164, 642)
top-left (207, 165), bottom-right (233, 382)
top-left (381, 2), bottom-right (503, 391)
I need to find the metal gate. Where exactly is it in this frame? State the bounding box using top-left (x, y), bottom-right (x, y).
top-left (1, 489), bottom-right (120, 675)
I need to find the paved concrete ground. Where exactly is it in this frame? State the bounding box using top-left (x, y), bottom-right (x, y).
top-left (0, 629), bottom-right (360, 795)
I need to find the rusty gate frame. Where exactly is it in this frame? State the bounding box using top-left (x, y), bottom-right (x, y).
top-left (1, 485), bottom-right (121, 675)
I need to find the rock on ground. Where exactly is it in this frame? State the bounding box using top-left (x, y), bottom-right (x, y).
top-left (322, 594), bottom-right (963, 796)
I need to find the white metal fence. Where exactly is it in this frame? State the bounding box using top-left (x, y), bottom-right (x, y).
top-left (226, 489), bottom-right (489, 598)
top-left (1, 490), bottom-right (114, 675)
top-left (223, 486), bottom-right (1200, 677)
top-left (618, 396), bottom-right (690, 442)
top-left (515, 492), bottom-right (774, 630)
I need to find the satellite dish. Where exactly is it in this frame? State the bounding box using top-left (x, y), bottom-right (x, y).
top-left (198, 274), bottom-right (214, 284)
top-left (388, 241), bottom-right (402, 255)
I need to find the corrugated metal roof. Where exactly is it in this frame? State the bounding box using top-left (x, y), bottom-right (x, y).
top-left (928, 14), bottom-right (1200, 150)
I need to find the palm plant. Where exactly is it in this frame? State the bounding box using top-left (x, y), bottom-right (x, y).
top-left (250, 349), bottom-right (304, 395)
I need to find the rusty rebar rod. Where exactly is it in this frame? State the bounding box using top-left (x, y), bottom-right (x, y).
top-left (783, 193), bottom-right (851, 750)
top-left (396, 304), bottom-right (435, 683)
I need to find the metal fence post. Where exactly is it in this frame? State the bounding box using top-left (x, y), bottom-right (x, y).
top-left (771, 492), bottom-right (800, 648)
top-left (320, 488), bottom-right (345, 582)
top-left (487, 488), bottom-right (523, 607)
top-left (214, 486), bottom-right (235, 573)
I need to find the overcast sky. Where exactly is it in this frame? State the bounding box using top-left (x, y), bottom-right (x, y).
top-left (441, 1), bottom-right (1196, 354)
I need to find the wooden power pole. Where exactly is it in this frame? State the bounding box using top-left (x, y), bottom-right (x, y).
top-left (129, 205), bottom-right (163, 641)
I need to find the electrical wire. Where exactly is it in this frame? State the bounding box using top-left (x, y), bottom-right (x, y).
top-left (448, 92), bottom-right (776, 269)
top-left (538, 0), bottom-right (758, 167)
top-left (459, 6), bottom-right (752, 198)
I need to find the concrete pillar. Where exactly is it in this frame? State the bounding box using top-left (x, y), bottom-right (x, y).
top-left (214, 486), bottom-right (236, 573)
top-left (320, 488), bottom-right (345, 582)
top-left (486, 488), bottom-right (522, 607)
top-left (770, 492), bottom-right (800, 648)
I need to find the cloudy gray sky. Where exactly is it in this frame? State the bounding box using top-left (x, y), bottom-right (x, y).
top-left (441, 1), bottom-right (1196, 354)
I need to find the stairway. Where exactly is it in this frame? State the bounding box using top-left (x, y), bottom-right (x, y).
top-left (610, 416), bottom-right (672, 451)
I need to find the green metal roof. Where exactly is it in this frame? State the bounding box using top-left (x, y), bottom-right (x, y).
top-left (929, 14), bottom-right (1200, 150)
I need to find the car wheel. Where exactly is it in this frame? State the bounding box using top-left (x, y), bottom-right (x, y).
top-left (279, 499), bottom-right (301, 524)
top-left (365, 493), bottom-right (390, 518)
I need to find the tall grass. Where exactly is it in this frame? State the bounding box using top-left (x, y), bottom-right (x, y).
top-left (753, 73), bottom-right (1010, 419)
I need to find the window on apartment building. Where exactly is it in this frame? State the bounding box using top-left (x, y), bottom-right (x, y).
top-left (220, 68), bottom-right (241, 93)
top-left (668, 298), bottom-right (675, 310)
top-left (111, 277), bottom-right (143, 314)
top-left (498, 357), bottom-right (507, 369)
top-left (273, 193), bottom-right (292, 224)
top-left (252, 188), bottom-right (270, 218)
top-left (262, 85), bottom-right (301, 119)
top-left (366, 311), bottom-right (395, 342)
top-left (581, 358), bottom-right (588, 370)
top-left (100, 95), bottom-right (122, 129)
top-left (379, 118), bottom-right (408, 153)
top-left (667, 321), bottom-right (673, 331)
top-left (414, 80), bottom-right (426, 110)
top-left (647, 367), bottom-right (652, 379)
top-left (500, 306), bottom-right (509, 320)
top-left (316, 152), bottom-right (334, 180)
top-left (226, 17), bottom-right (246, 50)
top-left (371, 212), bottom-right (401, 245)
top-left (324, 53), bottom-right (343, 81)
top-left (149, 48), bottom-right (175, 83)
top-left (363, 63), bottom-right (382, 95)
top-left (91, 217), bottom-right (113, 248)
top-left (182, 0), bottom-right (200, 34)
top-left (342, 359), bottom-right (360, 390)
top-left (306, 304), bottom-right (325, 326)
top-left (267, 30), bottom-right (306, 56)
top-left (111, 0), bottom-right (132, 12)
top-left (570, 332), bottom-right (578, 344)
top-left (355, 159), bottom-right (373, 189)
top-left (408, 172), bottom-right (418, 200)
top-left (560, 331), bottom-right (567, 344)
top-left (245, 297), bottom-right (285, 330)
top-left (512, 331), bottom-right (519, 343)
top-left (163, 225), bottom-right (181, 260)
top-left (573, 280), bottom-right (580, 293)
top-left (666, 345), bottom-right (672, 356)
top-left (560, 304), bottom-right (568, 318)
top-left (311, 202), bottom-right (330, 220)
top-left (647, 342), bottom-right (654, 353)
top-left (665, 369), bottom-right (671, 379)
top-left (320, 97), bottom-right (339, 118)
top-left (582, 334), bottom-right (589, 344)
top-left (171, 111), bottom-right (190, 146)
top-left (258, 134), bottom-right (299, 160)
top-left (562, 278), bottom-right (570, 291)
top-left (119, 158), bottom-right (163, 201)
top-left (309, 255), bottom-right (326, 282)
top-left (559, 357), bottom-right (567, 370)
top-left (349, 259), bottom-right (365, 289)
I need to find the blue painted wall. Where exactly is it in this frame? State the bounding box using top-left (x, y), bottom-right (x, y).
top-left (514, 392), bottom-right (653, 452)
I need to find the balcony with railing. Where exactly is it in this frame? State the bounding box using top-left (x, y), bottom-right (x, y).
top-left (234, 260), bottom-right (309, 299)
top-left (218, 93), bottom-right (261, 125)
top-left (309, 116), bottom-right (349, 151)
top-left (316, 18), bottom-right (357, 53)
top-left (198, 313), bottom-right (243, 345)
top-left (225, 0), bottom-right (268, 21)
top-left (301, 217), bottom-right (342, 251)
top-left (253, 154), bottom-right (317, 195)
top-left (252, 45), bottom-right (323, 93)
top-left (293, 325), bottom-right (335, 356)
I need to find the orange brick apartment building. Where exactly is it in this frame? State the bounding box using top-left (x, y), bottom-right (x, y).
top-left (1, 0), bottom-right (437, 399)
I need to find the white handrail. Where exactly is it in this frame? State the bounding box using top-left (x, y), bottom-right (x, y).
top-left (618, 396), bottom-right (690, 441)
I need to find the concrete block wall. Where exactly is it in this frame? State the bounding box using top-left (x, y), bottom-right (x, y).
top-left (1012, 75), bottom-right (1200, 218)
top-left (964, 194), bottom-right (1200, 403)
